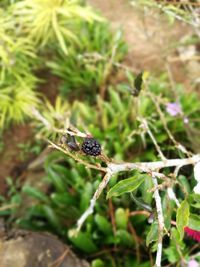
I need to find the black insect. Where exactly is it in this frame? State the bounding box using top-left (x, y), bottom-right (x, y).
top-left (131, 72), bottom-right (143, 97)
top-left (61, 134), bottom-right (80, 151)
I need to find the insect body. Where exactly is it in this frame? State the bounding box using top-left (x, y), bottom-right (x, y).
top-left (60, 134), bottom-right (80, 151)
top-left (131, 72), bottom-right (143, 97)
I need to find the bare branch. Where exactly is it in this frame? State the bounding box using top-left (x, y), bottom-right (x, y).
top-left (76, 171), bottom-right (112, 232)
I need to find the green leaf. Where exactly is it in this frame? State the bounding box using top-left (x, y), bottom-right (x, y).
top-left (95, 214), bottom-right (112, 234)
top-left (189, 214), bottom-right (200, 231)
top-left (115, 229), bottom-right (134, 246)
top-left (115, 208), bottom-right (128, 230)
top-left (68, 230), bottom-right (98, 253)
top-left (164, 228), bottom-right (185, 263)
top-left (42, 205), bottom-right (61, 230)
top-left (146, 222), bottom-right (158, 246)
top-left (92, 259), bottom-right (105, 267)
top-left (176, 200), bottom-right (190, 240)
top-left (107, 174), bottom-right (147, 198)
top-left (22, 186), bottom-right (49, 203)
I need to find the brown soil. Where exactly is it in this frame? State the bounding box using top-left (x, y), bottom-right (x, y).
top-left (0, 124), bottom-right (33, 195)
top-left (89, 0), bottom-right (194, 86)
top-left (0, 72), bottom-right (59, 195)
top-left (37, 70), bottom-right (60, 104)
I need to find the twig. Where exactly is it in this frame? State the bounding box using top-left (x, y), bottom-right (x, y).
top-left (167, 188), bottom-right (180, 207)
top-left (50, 248), bottom-right (69, 267)
top-left (140, 118), bottom-right (166, 160)
top-left (74, 154), bottom-right (200, 233)
top-left (108, 199), bottom-right (116, 235)
top-left (129, 210), bottom-right (150, 217)
top-left (128, 222), bottom-right (141, 263)
top-left (0, 203), bottom-right (18, 211)
top-left (47, 140), bottom-right (107, 172)
top-left (152, 173), bottom-right (164, 267)
top-left (76, 171), bottom-right (112, 232)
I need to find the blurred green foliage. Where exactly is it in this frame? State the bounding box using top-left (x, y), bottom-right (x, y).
top-left (10, 0), bottom-right (103, 54)
top-left (0, 0), bottom-right (125, 129)
top-left (47, 22), bottom-right (127, 97)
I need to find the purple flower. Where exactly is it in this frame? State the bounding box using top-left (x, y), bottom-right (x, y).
top-left (166, 102), bottom-right (182, 116)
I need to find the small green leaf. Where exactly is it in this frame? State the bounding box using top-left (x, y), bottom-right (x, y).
top-left (115, 208), bottom-right (128, 230)
top-left (176, 200), bottom-right (190, 240)
top-left (95, 214), bottom-right (112, 234)
top-left (115, 229), bottom-right (134, 246)
top-left (68, 230), bottom-right (98, 253)
top-left (107, 174), bottom-right (147, 198)
top-left (42, 205), bottom-right (61, 230)
top-left (146, 222), bottom-right (158, 246)
top-left (91, 259), bottom-right (105, 267)
top-left (22, 186), bottom-right (49, 203)
top-left (189, 214), bottom-right (200, 231)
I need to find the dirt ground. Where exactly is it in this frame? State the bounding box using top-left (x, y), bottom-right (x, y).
top-left (0, 125), bottom-right (33, 195)
top-left (89, 0), bottom-right (198, 86)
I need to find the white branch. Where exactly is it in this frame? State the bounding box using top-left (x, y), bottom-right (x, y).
top-left (167, 188), bottom-right (180, 207)
top-left (75, 154), bottom-right (200, 233)
top-left (76, 171), bottom-right (112, 232)
top-left (152, 174), bottom-right (164, 267)
top-left (108, 154), bottom-right (200, 173)
top-left (141, 119), bottom-right (166, 160)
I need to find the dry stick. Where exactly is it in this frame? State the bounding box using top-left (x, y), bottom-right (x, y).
top-left (128, 222), bottom-right (141, 263)
top-left (108, 199), bottom-right (116, 235)
top-left (140, 118), bottom-right (166, 160)
top-left (47, 140), bottom-right (107, 173)
top-left (152, 173), bottom-right (164, 267)
top-left (75, 154), bottom-right (200, 233)
top-left (158, 1), bottom-right (200, 7)
top-left (50, 248), bottom-right (69, 267)
top-left (144, 118), bottom-right (165, 267)
top-left (0, 203), bottom-right (18, 211)
top-left (168, 55), bottom-right (200, 62)
top-left (167, 187), bottom-right (180, 207)
top-left (76, 171), bottom-right (112, 232)
top-left (129, 210), bottom-right (150, 217)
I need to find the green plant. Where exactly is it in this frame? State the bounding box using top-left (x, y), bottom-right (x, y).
top-left (32, 96), bottom-right (70, 140)
top-left (1, 72), bottom-right (200, 266)
top-left (0, 0), bottom-right (104, 130)
top-left (0, 9), bottom-right (40, 129)
top-left (11, 0), bottom-right (103, 54)
top-left (0, 77), bottom-right (40, 129)
top-left (131, 0), bottom-right (199, 26)
top-left (47, 22), bottom-right (127, 97)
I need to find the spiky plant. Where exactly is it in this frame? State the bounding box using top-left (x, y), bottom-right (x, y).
top-left (11, 0), bottom-right (103, 54)
top-left (33, 96), bottom-right (70, 140)
top-left (47, 22), bottom-right (127, 96)
top-left (0, 76), bottom-right (40, 129)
